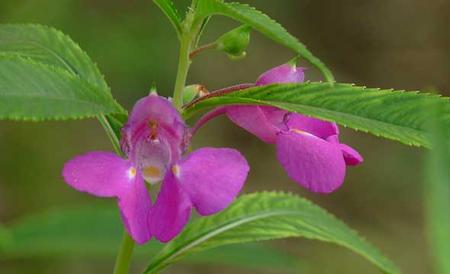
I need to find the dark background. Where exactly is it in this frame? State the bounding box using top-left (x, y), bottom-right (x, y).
top-left (1, 0), bottom-right (449, 273)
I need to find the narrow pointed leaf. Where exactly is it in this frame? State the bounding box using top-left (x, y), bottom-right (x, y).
top-left (195, 0), bottom-right (334, 82)
top-left (143, 192), bottom-right (400, 274)
top-left (0, 55), bottom-right (122, 120)
top-left (184, 82), bottom-right (450, 147)
top-left (0, 206), bottom-right (301, 272)
top-left (424, 106), bottom-right (450, 274)
top-left (153, 0), bottom-right (183, 38)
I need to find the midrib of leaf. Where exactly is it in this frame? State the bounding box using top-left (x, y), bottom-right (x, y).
top-left (154, 211), bottom-right (296, 257)
top-left (186, 96), bottom-right (426, 146)
top-left (268, 100), bottom-right (423, 141)
top-left (147, 210), bottom-right (315, 273)
top-left (0, 93), bottom-right (112, 109)
top-left (1, 25), bottom-right (127, 145)
top-left (147, 208), bottom-right (392, 274)
top-left (0, 24), bottom-right (114, 96)
top-left (19, 39), bottom-right (79, 76)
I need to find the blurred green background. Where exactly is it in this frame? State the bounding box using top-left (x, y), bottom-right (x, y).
top-left (1, 0), bottom-right (449, 273)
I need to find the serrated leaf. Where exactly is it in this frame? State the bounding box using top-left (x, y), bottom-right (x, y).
top-left (0, 206), bottom-right (302, 273)
top-left (184, 82), bottom-right (450, 148)
top-left (143, 192), bottom-right (400, 274)
top-left (0, 55), bottom-right (123, 120)
top-left (194, 0), bottom-right (334, 82)
top-left (0, 23), bottom-right (125, 137)
top-left (153, 0), bottom-right (183, 38)
top-left (0, 24), bottom-right (110, 93)
top-left (424, 105), bottom-right (450, 274)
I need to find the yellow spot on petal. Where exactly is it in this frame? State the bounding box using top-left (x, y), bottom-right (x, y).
top-left (172, 165), bottom-right (180, 177)
top-left (142, 166), bottom-right (162, 180)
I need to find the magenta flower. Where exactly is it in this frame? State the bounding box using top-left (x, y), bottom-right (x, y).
top-left (63, 93), bottom-right (249, 244)
top-left (194, 63), bottom-right (363, 193)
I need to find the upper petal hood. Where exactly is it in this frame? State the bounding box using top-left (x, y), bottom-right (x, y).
top-left (121, 93), bottom-right (186, 158)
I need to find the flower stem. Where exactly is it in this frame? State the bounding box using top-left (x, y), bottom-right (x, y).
top-left (189, 42), bottom-right (216, 60)
top-left (113, 232), bottom-right (135, 274)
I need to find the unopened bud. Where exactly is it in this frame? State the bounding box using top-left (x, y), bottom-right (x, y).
top-left (216, 25), bottom-right (251, 60)
top-left (182, 84), bottom-right (209, 105)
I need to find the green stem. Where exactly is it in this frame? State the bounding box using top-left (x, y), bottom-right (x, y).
top-left (113, 232), bottom-right (135, 274)
top-left (97, 116), bottom-right (135, 273)
top-left (172, 33), bottom-right (192, 110)
top-left (189, 42), bottom-right (216, 60)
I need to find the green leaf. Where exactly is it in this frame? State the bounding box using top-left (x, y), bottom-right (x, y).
top-left (0, 206), bottom-right (302, 273)
top-left (1, 206), bottom-right (129, 258)
top-left (424, 105), bottom-right (450, 274)
top-left (143, 192), bottom-right (400, 274)
top-left (153, 0), bottom-right (183, 39)
top-left (184, 82), bottom-right (450, 147)
top-left (0, 23), bottom-right (126, 143)
top-left (0, 24), bottom-right (110, 93)
top-left (0, 55), bottom-right (123, 120)
top-left (194, 0), bottom-right (334, 82)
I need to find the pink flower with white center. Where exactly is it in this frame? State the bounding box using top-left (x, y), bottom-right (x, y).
top-left (63, 93), bottom-right (249, 244)
top-left (193, 63), bottom-right (363, 193)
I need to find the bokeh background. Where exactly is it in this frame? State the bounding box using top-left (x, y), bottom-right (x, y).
top-left (1, 0), bottom-right (449, 273)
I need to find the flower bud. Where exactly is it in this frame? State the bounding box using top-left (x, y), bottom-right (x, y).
top-left (182, 84), bottom-right (209, 105)
top-left (216, 25), bottom-right (251, 60)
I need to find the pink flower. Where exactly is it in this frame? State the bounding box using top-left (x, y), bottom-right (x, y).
top-left (194, 63), bottom-right (363, 193)
top-left (63, 93), bottom-right (249, 244)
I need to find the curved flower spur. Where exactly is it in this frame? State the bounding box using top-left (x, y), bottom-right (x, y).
top-left (193, 63), bottom-right (363, 193)
top-left (63, 93), bottom-right (249, 244)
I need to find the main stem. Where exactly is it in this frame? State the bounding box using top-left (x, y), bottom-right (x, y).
top-left (113, 232), bottom-right (135, 274)
top-left (172, 33), bottom-right (192, 110)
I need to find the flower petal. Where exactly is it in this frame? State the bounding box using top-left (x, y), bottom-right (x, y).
top-left (286, 114), bottom-right (339, 139)
top-left (149, 172), bottom-right (192, 242)
top-left (62, 152), bottom-right (133, 197)
top-left (177, 148), bottom-right (249, 215)
top-left (226, 106), bottom-right (281, 143)
top-left (339, 144), bottom-right (364, 166)
top-left (256, 64), bottom-right (305, 86)
top-left (276, 132), bottom-right (346, 193)
top-left (117, 172), bottom-right (152, 244)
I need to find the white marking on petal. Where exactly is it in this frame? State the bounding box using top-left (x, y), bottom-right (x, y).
top-left (128, 167), bottom-right (137, 180)
top-left (291, 129), bottom-right (317, 138)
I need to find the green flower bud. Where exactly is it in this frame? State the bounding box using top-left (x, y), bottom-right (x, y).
top-left (216, 25), bottom-right (251, 60)
top-left (182, 84), bottom-right (208, 105)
